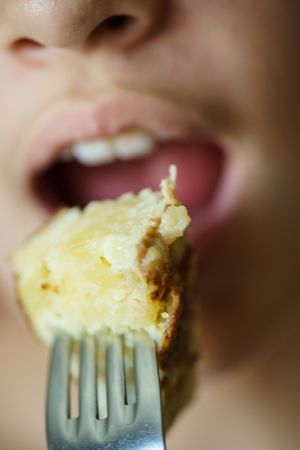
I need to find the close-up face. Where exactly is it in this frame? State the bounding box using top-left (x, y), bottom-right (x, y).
top-left (1, 1), bottom-right (300, 449)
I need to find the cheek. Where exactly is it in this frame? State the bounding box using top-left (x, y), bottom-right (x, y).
top-left (0, 52), bottom-right (69, 255)
top-left (0, 50), bottom-right (72, 169)
top-left (0, 53), bottom-right (42, 163)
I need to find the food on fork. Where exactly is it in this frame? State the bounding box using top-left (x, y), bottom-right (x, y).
top-left (11, 166), bottom-right (199, 428)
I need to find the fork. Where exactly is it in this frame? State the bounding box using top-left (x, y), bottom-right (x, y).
top-left (46, 331), bottom-right (166, 449)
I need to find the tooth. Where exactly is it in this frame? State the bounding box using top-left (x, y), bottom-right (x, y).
top-left (72, 140), bottom-right (115, 166)
top-left (113, 131), bottom-right (154, 160)
top-left (69, 131), bottom-right (155, 167)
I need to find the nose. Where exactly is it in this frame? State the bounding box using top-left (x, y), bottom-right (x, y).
top-left (4, 0), bottom-right (165, 50)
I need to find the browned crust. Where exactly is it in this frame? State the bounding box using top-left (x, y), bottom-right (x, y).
top-left (158, 245), bottom-right (197, 361)
top-left (158, 245), bottom-right (200, 428)
top-left (137, 217), bottom-right (170, 303)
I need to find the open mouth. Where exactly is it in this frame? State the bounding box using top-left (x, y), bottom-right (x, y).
top-left (32, 129), bottom-right (226, 221)
top-left (25, 93), bottom-right (238, 252)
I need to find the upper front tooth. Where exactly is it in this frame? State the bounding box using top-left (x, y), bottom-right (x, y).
top-left (69, 130), bottom-right (155, 167)
top-left (72, 140), bottom-right (115, 166)
top-left (113, 131), bottom-right (154, 160)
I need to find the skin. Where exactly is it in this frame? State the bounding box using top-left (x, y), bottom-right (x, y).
top-left (1, 1), bottom-right (300, 449)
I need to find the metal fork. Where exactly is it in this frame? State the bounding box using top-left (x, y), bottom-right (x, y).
top-left (46, 331), bottom-right (166, 449)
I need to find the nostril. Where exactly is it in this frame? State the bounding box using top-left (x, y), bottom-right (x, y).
top-left (10, 38), bottom-right (45, 59)
top-left (11, 38), bottom-right (44, 52)
top-left (103, 15), bottom-right (134, 31)
top-left (88, 14), bottom-right (142, 48)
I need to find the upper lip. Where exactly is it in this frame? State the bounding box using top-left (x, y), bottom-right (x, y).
top-left (22, 90), bottom-right (220, 178)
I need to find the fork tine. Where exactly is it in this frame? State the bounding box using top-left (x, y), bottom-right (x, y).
top-left (47, 331), bottom-right (166, 450)
top-left (106, 334), bottom-right (126, 428)
top-left (77, 335), bottom-right (98, 436)
top-left (46, 335), bottom-right (71, 445)
top-left (133, 333), bottom-right (164, 423)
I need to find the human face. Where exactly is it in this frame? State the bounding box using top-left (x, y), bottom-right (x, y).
top-left (1, 0), bottom-right (300, 369)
